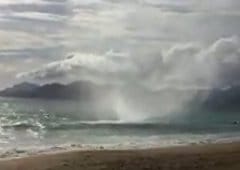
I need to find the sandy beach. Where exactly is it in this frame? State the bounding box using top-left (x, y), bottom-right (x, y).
top-left (0, 142), bottom-right (239, 170)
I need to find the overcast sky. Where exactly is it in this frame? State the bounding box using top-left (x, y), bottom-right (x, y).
top-left (1, 0), bottom-right (240, 90)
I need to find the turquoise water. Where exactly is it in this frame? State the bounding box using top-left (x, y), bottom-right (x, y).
top-left (0, 97), bottom-right (240, 157)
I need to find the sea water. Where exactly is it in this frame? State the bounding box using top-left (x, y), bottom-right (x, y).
top-left (0, 97), bottom-right (240, 158)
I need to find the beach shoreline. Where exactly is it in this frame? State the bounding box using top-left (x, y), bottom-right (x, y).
top-left (0, 142), bottom-right (240, 170)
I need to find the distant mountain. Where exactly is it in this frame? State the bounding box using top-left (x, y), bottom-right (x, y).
top-left (0, 82), bottom-right (40, 98)
top-left (201, 86), bottom-right (240, 112)
top-left (0, 81), bottom-right (111, 100)
top-left (1, 81), bottom-right (240, 112)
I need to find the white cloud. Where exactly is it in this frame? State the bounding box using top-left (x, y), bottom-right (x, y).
top-left (161, 36), bottom-right (240, 89)
top-left (17, 51), bottom-right (138, 84)
top-left (0, 0), bottom-right (42, 5)
top-left (202, 36), bottom-right (240, 63)
top-left (10, 11), bottom-right (67, 22)
top-left (70, 0), bottom-right (103, 5)
top-left (16, 36), bottom-right (240, 90)
top-left (0, 0), bottom-right (240, 89)
top-left (0, 30), bottom-right (54, 50)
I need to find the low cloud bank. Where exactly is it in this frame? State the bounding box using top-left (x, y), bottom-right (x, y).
top-left (17, 36), bottom-right (240, 90)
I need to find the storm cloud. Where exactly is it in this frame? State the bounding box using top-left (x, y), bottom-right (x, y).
top-left (0, 0), bottom-right (240, 89)
top-left (17, 36), bottom-right (240, 90)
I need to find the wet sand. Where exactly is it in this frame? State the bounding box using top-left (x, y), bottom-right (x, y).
top-left (0, 142), bottom-right (240, 170)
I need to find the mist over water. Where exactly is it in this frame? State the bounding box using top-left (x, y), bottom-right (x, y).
top-left (1, 0), bottom-right (240, 161)
top-left (9, 36), bottom-right (240, 155)
top-left (1, 94), bottom-right (240, 158)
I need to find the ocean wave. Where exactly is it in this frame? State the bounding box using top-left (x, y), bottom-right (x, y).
top-left (1, 119), bottom-right (240, 134)
top-left (1, 121), bottom-right (45, 130)
top-left (47, 121), bottom-right (167, 130)
top-left (1, 133), bottom-right (240, 159)
top-left (45, 120), bottom-right (239, 134)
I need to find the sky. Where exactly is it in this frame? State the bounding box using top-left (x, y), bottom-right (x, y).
top-left (1, 0), bottom-right (240, 90)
